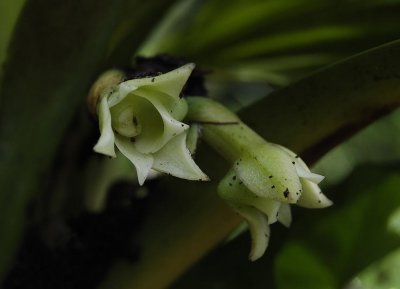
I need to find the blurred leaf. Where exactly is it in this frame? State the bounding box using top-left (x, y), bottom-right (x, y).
top-left (239, 40), bottom-right (400, 163)
top-left (140, 0), bottom-right (400, 85)
top-left (354, 248), bottom-right (400, 289)
top-left (106, 0), bottom-right (177, 66)
top-left (314, 109), bottom-right (400, 186)
top-left (276, 167), bottom-right (400, 288)
top-left (0, 0), bottom-right (176, 283)
top-left (214, 25), bottom-right (364, 62)
top-left (99, 40), bottom-right (400, 289)
top-left (83, 152), bottom-right (137, 212)
top-left (171, 165), bottom-right (400, 289)
top-left (274, 243), bottom-right (335, 289)
top-left (0, 0), bottom-right (25, 87)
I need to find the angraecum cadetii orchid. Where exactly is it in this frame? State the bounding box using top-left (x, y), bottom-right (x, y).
top-left (88, 61), bottom-right (332, 261)
top-left (88, 63), bottom-right (209, 185)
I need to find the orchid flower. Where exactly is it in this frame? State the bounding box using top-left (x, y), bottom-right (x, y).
top-left (89, 64), bottom-right (208, 185)
top-left (186, 97), bottom-right (332, 260)
top-left (218, 143), bottom-right (332, 260)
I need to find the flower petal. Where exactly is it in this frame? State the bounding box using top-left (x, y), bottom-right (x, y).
top-left (133, 93), bottom-right (189, 154)
top-left (93, 96), bottom-right (116, 157)
top-left (273, 143), bottom-right (324, 184)
top-left (218, 169), bottom-right (281, 224)
top-left (234, 144), bottom-right (302, 203)
top-left (299, 172), bottom-right (325, 184)
top-left (114, 135), bottom-right (154, 185)
top-left (123, 63), bottom-right (195, 99)
top-left (186, 124), bottom-right (201, 155)
top-left (108, 82), bottom-right (138, 107)
top-left (277, 204), bottom-right (292, 227)
top-left (297, 178), bottom-right (333, 208)
top-left (152, 132), bottom-right (209, 181)
top-left (135, 88), bottom-right (188, 121)
top-left (231, 204), bottom-right (270, 261)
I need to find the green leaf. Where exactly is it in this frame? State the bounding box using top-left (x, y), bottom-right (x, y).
top-left (106, 0), bottom-right (178, 66)
top-left (274, 243), bottom-right (335, 289)
top-left (171, 165), bottom-right (400, 289)
top-left (0, 0), bottom-right (26, 87)
top-left (0, 0), bottom-right (176, 283)
top-left (141, 0), bottom-right (400, 84)
top-left (276, 167), bottom-right (400, 288)
top-left (314, 110), bottom-right (400, 186)
top-left (355, 248), bottom-right (400, 289)
top-left (239, 39), bottom-right (400, 163)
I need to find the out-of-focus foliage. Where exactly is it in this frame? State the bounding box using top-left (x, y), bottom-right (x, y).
top-left (0, 0), bottom-right (129, 280)
top-left (352, 248), bottom-right (400, 289)
top-left (276, 167), bottom-right (400, 289)
top-left (0, 0), bottom-right (176, 282)
top-left (140, 0), bottom-right (400, 85)
top-left (170, 165), bottom-right (400, 289)
top-left (316, 110), bottom-right (400, 185)
top-left (0, 0), bottom-right (25, 86)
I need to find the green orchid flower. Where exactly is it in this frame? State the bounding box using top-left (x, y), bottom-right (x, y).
top-left (218, 143), bottom-right (332, 260)
top-left (90, 64), bottom-right (209, 185)
top-left (186, 97), bottom-right (332, 261)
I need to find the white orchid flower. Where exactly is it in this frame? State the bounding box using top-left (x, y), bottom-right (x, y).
top-left (90, 64), bottom-right (209, 185)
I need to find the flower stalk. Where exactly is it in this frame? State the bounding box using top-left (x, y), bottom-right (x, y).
top-left (186, 97), bottom-right (266, 162)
